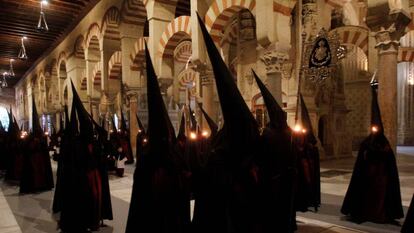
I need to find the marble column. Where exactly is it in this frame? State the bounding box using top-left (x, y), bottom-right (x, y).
top-left (260, 50), bottom-right (290, 105)
top-left (374, 26), bottom-right (401, 150)
top-left (128, 92), bottom-right (138, 157)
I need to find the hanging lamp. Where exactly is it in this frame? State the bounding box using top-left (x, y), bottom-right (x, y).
top-left (36, 0), bottom-right (49, 32)
top-left (8, 59), bottom-right (15, 77)
top-left (18, 36), bottom-right (28, 60)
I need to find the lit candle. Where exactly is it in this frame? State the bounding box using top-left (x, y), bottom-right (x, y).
top-left (371, 126), bottom-right (378, 133)
top-left (190, 132), bottom-right (197, 140)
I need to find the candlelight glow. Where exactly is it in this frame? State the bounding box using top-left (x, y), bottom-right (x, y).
top-left (371, 126), bottom-right (378, 133)
top-left (143, 138), bottom-right (148, 143)
top-left (202, 130), bottom-right (209, 137)
top-left (294, 124), bottom-right (302, 132)
top-left (301, 128), bottom-right (307, 134)
top-left (44, 131), bottom-right (49, 136)
top-left (138, 129), bottom-right (142, 133)
top-left (190, 132), bottom-right (197, 140)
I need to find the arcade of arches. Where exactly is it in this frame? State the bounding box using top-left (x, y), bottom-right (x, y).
top-left (11, 0), bottom-right (414, 157)
top-left (1, 1), bottom-right (414, 233)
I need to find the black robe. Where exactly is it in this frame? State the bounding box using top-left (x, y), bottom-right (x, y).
top-left (341, 133), bottom-right (404, 223)
top-left (402, 194), bottom-right (414, 233)
top-left (95, 133), bottom-right (113, 221)
top-left (126, 142), bottom-right (189, 233)
top-left (294, 132), bottom-right (321, 212)
top-left (257, 126), bottom-right (296, 232)
top-left (5, 134), bottom-right (24, 181)
top-left (20, 134), bottom-right (54, 193)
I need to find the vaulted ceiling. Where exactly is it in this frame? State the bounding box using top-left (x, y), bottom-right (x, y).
top-left (0, 0), bottom-right (100, 90)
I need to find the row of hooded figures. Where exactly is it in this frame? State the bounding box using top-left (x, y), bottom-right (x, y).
top-left (0, 14), bottom-right (413, 233)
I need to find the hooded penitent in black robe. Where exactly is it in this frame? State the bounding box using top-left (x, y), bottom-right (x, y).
top-left (125, 43), bottom-right (189, 233)
top-left (401, 194), bottom-right (414, 233)
top-left (191, 14), bottom-right (261, 233)
top-left (20, 96), bottom-right (54, 193)
top-left (58, 81), bottom-right (105, 232)
top-left (197, 103), bottom-right (218, 168)
top-left (252, 70), bottom-right (297, 232)
top-left (341, 81), bottom-right (403, 223)
top-left (294, 94), bottom-right (321, 212)
top-left (90, 113), bottom-right (113, 221)
top-left (5, 108), bottom-right (24, 181)
top-left (119, 111), bottom-right (134, 164)
top-left (176, 108), bottom-right (187, 155)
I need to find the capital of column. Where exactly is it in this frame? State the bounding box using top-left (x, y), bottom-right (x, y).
top-left (193, 64), bottom-right (214, 86)
top-left (373, 24), bottom-right (401, 54)
top-left (158, 77), bottom-right (173, 94)
top-left (260, 51), bottom-right (291, 77)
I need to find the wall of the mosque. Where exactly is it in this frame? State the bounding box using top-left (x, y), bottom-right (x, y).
top-left (11, 0), bottom-right (414, 156)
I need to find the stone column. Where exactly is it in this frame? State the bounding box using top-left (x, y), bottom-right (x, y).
top-left (260, 50), bottom-right (290, 105)
top-left (374, 26), bottom-right (403, 150)
top-left (366, 0), bottom-right (411, 151)
top-left (128, 92), bottom-right (138, 157)
top-left (199, 67), bottom-right (216, 130)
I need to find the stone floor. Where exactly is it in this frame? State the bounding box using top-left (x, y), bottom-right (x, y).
top-left (0, 146), bottom-right (413, 233)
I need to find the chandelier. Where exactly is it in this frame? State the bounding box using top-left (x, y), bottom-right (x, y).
top-left (18, 36), bottom-right (28, 60)
top-left (37, 0), bottom-right (49, 32)
top-left (8, 59), bottom-right (15, 77)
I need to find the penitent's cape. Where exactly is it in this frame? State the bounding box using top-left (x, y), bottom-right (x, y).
top-left (341, 81), bottom-right (403, 223)
top-left (191, 13), bottom-right (261, 233)
top-left (252, 70), bottom-right (297, 232)
top-left (125, 43), bottom-right (189, 233)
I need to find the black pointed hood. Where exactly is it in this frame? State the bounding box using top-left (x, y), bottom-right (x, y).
top-left (145, 42), bottom-right (176, 145)
top-left (299, 94), bottom-right (317, 145)
top-left (69, 95), bottom-right (79, 136)
top-left (31, 94), bottom-right (43, 136)
top-left (196, 13), bottom-right (259, 147)
top-left (370, 79), bottom-right (383, 134)
top-left (120, 111), bottom-right (128, 132)
top-left (177, 108), bottom-right (186, 140)
top-left (71, 80), bottom-right (93, 141)
top-left (197, 102), bottom-right (218, 136)
top-left (252, 70), bottom-right (288, 130)
top-left (188, 104), bottom-right (197, 131)
top-left (136, 114), bottom-right (146, 135)
top-left (111, 115), bottom-right (117, 132)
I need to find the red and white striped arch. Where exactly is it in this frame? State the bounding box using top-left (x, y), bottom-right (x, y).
top-left (205, 0), bottom-right (256, 43)
top-left (178, 69), bottom-right (198, 96)
top-left (101, 7), bottom-right (121, 41)
top-left (74, 35), bottom-right (85, 59)
top-left (330, 25), bottom-right (368, 55)
top-left (398, 47), bottom-right (414, 63)
top-left (109, 51), bottom-right (122, 80)
top-left (142, 0), bottom-right (178, 7)
top-left (325, 0), bottom-right (349, 8)
top-left (174, 41), bottom-right (192, 63)
top-left (273, 0), bottom-right (295, 16)
top-left (220, 21), bottom-right (238, 46)
top-left (85, 23), bottom-right (101, 51)
top-left (81, 76), bottom-right (87, 91)
top-left (93, 62), bottom-right (102, 86)
top-left (121, 0), bottom-right (147, 26)
top-left (130, 37), bottom-right (147, 71)
top-left (158, 16), bottom-right (191, 59)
